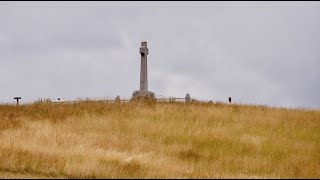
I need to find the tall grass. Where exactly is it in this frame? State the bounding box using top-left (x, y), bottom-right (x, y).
top-left (0, 101), bottom-right (319, 178)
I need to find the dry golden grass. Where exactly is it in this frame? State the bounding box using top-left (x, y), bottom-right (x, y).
top-left (0, 101), bottom-right (319, 178)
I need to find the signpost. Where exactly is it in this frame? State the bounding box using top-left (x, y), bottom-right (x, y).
top-left (14, 97), bottom-right (22, 106)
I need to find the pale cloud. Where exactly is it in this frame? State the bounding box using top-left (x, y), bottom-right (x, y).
top-left (0, 1), bottom-right (319, 108)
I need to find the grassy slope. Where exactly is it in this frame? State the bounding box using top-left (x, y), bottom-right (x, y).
top-left (0, 171), bottom-right (49, 179)
top-left (0, 101), bottom-right (319, 178)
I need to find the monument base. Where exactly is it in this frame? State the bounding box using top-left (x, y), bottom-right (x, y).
top-left (131, 90), bottom-right (155, 100)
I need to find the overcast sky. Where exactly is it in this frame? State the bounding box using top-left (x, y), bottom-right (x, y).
top-left (0, 1), bottom-right (319, 108)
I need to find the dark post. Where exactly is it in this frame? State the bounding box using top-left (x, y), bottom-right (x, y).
top-left (14, 97), bottom-right (22, 106)
top-left (228, 97), bottom-right (231, 104)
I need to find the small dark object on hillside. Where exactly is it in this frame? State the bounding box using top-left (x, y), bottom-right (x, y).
top-left (228, 97), bottom-right (231, 104)
top-left (14, 97), bottom-right (21, 106)
top-left (115, 95), bottom-right (121, 103)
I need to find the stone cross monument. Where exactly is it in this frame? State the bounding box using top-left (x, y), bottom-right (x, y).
top-left (132, 41), bottom-right (155, 100)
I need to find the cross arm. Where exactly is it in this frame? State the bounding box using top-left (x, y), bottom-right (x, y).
top-left (140, 46), bottom-right (148, 55)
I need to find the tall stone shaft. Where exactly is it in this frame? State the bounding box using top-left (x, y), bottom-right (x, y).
top-left (140, 41), bottom-right (148, 91)
top-left (132, 41), bottom-right (155, 100)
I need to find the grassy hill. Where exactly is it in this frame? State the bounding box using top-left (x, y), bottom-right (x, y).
top-left (0, 101), bottom-right (319, 178)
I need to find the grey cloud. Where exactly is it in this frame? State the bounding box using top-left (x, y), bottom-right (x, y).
top-left (0, 2), bottom-right (319, 108)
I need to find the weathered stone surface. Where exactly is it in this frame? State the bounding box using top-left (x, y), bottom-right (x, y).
top-left (132, 41), bottom-right (155, 100)
top-left (140, 41), bottom-right (148, 91)
top-left (140, 46), bottom-right (148, 55)
top-left (132, 90), bottom-right (155, 100)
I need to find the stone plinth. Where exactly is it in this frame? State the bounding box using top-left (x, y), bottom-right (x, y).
top-left (132, 90), bottom-right (155, 100)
